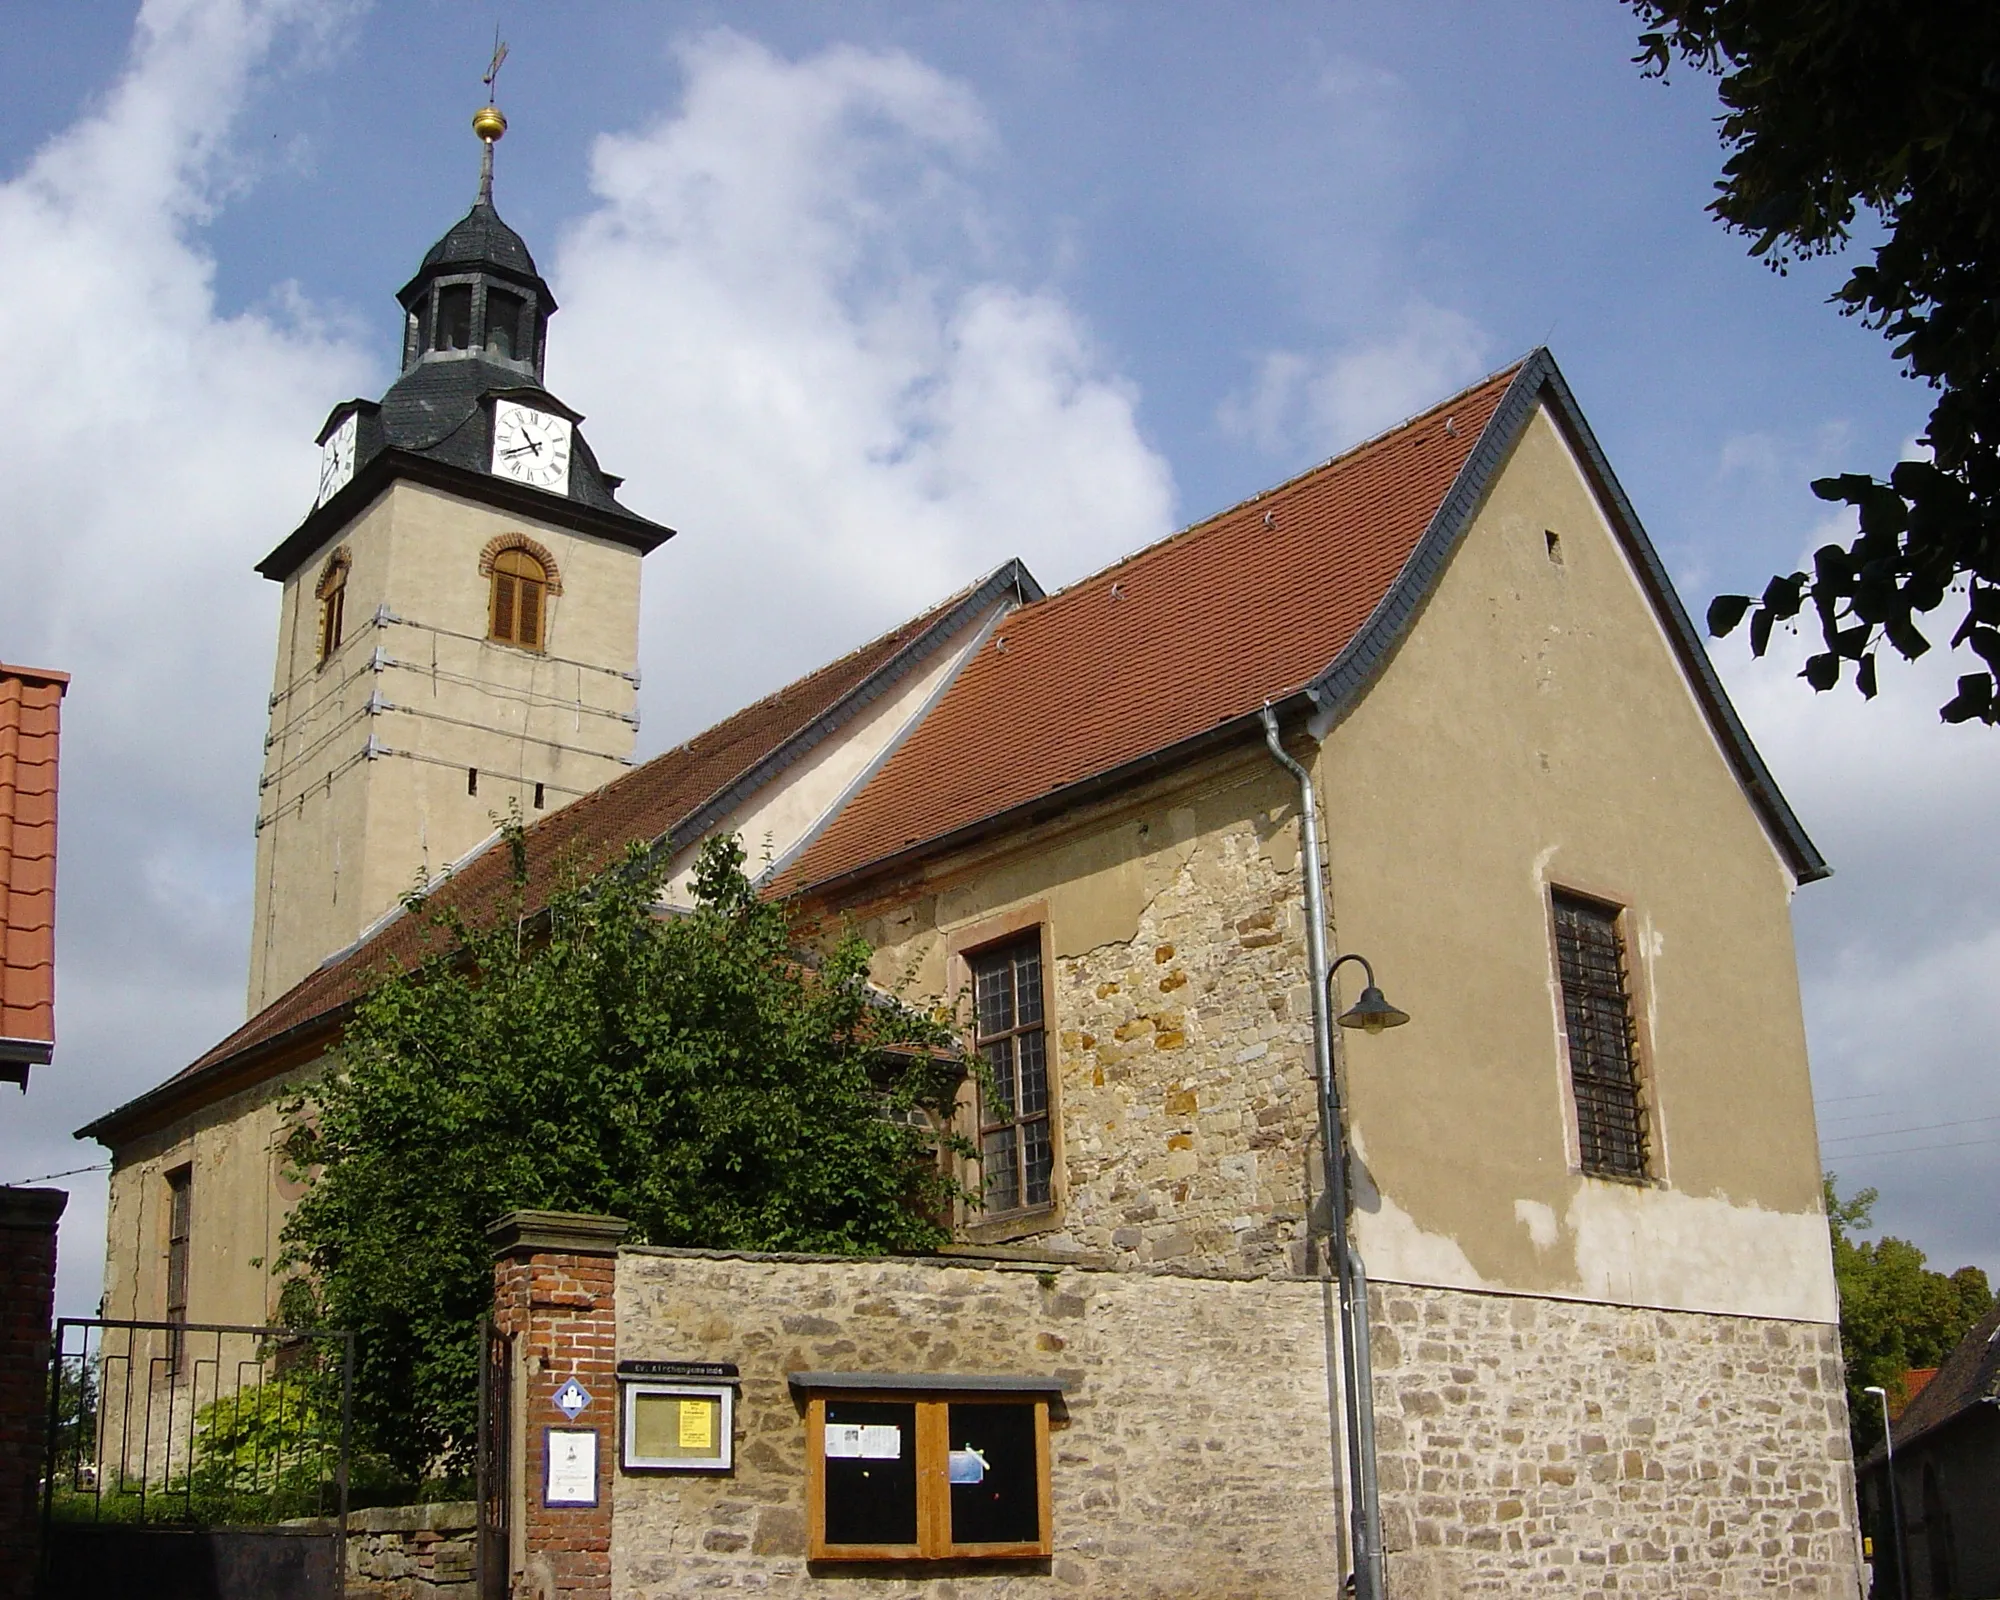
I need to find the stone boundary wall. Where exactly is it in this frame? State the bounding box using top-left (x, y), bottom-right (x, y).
top-left (613, 1247), bottom-right (1342, 1598)
top-left (1369, 1281), bottom-right (1862, 1599)
top-left (605, 1246), bottom-right (1862, 1599)
top-left (345, 1502), bottom-right (477, 1599)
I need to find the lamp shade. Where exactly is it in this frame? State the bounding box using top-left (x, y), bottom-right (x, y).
top-left (1336, 984), bottom-right (1410, 1034)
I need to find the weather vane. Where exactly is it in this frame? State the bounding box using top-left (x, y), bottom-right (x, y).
top-left (483, 29), bottom-right (509, 103)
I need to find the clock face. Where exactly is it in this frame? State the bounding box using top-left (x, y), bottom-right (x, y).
top-left (490, 402), bottom-right (573, 495)
top-left (316, 412), bottom-right (357, 507)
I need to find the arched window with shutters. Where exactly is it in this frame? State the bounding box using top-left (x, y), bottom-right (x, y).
top-left (489, 547), bottom-right (549, 649)
top-left (315, 548), bottom-right (350, 665)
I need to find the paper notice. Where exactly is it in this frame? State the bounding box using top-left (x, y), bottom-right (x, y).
top-left (859, 1425), bottom-right (902, 1459)
top-left (825, 1423), bottom-right (902, 1459)
top-left (948, 1447), bottom-right (987, 1485)
top-left (678, 1399), bottom-right (714, 1452)
top-left (825, 1424), bottom-right (865, 1458)
top-left (545, 1428), bottom-right (597, 1506)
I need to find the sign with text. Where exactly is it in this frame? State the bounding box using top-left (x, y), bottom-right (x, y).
top-left (544, 1428), bottom-right (599, 1507)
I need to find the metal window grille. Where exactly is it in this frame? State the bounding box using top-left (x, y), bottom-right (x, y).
top-left (164, 1167), bottom-right (192, 1373)
top-left (971, 936), bottom-right (1052, 1216)
top-left (1553, 893), bottom-right (1648, 1180)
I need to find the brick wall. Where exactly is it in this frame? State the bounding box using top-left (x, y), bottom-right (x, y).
top-left (490, 1211), bottom-right (626, 1600)
top-left (0, 1186), bottom-right (65, 1600)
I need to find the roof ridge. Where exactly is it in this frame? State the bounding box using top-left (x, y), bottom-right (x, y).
top-left (1029, 356), bottom-right (1530, 609)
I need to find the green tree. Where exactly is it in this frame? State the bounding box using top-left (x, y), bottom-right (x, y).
top-left (1629, 3), bottom-right (2000, 724)
top-left (279, 830), bottom-right (968, 1481)
top-left (1824, 1175), bottom-right (1993, 1456)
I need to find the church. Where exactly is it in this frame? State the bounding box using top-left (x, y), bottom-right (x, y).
top-left (79, 108), bottom-right (1863, 1597)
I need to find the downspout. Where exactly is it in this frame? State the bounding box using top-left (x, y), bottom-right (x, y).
top-left (1261, 702), bottom-right (1385, 1600)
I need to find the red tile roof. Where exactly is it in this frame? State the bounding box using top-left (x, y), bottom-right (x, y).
top-left (787, 365), bottom-right (1521, 892)
top-left (81, 570), bottom-right (1025, 1139)
top-left (0, 664), bottom-right (68, 1078)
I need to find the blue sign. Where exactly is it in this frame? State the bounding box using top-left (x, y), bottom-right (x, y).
top-left (554, 1378), bottom-right (593, 1420)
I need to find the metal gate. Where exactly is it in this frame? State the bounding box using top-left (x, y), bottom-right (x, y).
top-left (39, 1317), bottom-right (353, 1600)
top-left (475, 1316), bottom-right (512, 1600)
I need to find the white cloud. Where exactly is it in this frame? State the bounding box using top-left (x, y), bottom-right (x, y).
top-left (551, 30), bottom-right (1176, 740)
top-left (1217, 301), bottom-right (1490, 460)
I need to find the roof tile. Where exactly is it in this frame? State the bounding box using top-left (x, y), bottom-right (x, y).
top-left (788, 364), bottom-right (1520, 890)
top-left (0, 664), bottom-right (69, 1053)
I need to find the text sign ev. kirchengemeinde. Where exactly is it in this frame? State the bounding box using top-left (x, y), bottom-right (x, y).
top-left (617, 1359), bottom-right (740, 1382)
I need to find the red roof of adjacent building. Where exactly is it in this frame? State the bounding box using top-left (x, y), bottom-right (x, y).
top-left (0, 663), bottom-right (68, 1082)
top-left (787, 365), bottom-right (1519, 892)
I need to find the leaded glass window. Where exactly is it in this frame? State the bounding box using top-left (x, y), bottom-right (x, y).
top-left (971, 936), bottom-right (1052, 1215)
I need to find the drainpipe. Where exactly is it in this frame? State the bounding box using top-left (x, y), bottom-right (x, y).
top-left (1262, 702), bottom-right (1385, 1600)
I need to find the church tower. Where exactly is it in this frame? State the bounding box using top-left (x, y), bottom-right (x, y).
top-left (247, 103), bottom-right (672, 1014)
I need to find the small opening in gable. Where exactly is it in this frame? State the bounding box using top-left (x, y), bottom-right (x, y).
top-left (1545, 529), bottom-right (1564, 566)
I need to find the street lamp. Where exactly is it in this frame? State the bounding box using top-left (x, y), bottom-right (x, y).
top-left (1864, 1385), bottom-right (1910, 1600)
top-left (1320, 952), bottom-right (1408, 1600)
top-left (1332, 954), bottom-right (1411, 1036)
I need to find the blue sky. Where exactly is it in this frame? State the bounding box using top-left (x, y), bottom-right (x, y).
top-left (2, 0), bottom-right (1992, 1318)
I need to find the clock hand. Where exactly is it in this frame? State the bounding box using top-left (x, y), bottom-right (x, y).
top-left (502, 441), bottom-right (544, 459)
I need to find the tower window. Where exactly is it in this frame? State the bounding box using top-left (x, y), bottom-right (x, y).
top-left (314, 548), bottom-right (350, 665)
top-left (489, 547), bottom-right (548, 649)
top-left (485, 288), bottom-right (527, 361)
top-left (533, 781), bottom-right (546, 810)
top-left (435, 284), bottom-right (474, 352)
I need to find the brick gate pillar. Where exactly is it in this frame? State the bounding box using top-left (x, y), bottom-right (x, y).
top-left (488, 1211), bottom-right (626, 1600)
top-left (0, 1186), bottom-right (65, 1600)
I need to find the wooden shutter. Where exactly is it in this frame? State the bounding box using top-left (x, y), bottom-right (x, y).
top-left (491, 549), bottom-right (548, 649)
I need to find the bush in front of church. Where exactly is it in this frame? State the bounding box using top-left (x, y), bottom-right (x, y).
top-left (276, 826), bottom-right (971, 1482)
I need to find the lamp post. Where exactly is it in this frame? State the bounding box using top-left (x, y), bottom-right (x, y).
top-left (1864, 1385), bottom-right (1910, 1600)
top-left (1321, 952), bottom-right (1409, 1600)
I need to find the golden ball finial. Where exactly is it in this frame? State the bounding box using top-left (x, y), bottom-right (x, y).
top-left (473, 103), bottom-right (507, 143)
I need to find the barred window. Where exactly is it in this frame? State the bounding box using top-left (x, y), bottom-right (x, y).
top-left (1553, 892), bottom-right (1648, 1180)
top-left (971, 935), bottom-right (1052, 1216)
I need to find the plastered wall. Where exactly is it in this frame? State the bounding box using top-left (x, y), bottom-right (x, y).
top-left (1315, 403), bottom-right (1834, 1321)
top-left (249, 480), bottom-right (643, 1013)
top-left (98, 1055), bottom-right (324, 1343)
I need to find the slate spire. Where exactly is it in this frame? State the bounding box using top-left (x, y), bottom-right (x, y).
top-left (393, 98), bottom-right (555, 381)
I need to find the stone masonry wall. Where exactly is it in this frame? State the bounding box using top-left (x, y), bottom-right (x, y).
top-left (849, 762), bottom-right (1325, 1279)
top-left (1054, 813), bottom-right (1320, 1278)
top-left (346, 1501), bottom-right (477, 1600)
top-left (613, 1247), bottom-right (1342, 1599)
top-left (1369, 1282), bottom-right (1861, 1599)
top-left (610, 1246), bottom-right (1860, 1598)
